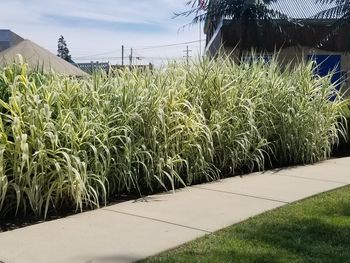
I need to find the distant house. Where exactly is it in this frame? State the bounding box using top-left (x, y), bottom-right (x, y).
top-left (0, 29), bottom-right (24, 52)
top-left (76, 61), bottom-right (155, 74)
top-left (205, 0), bottom-right (350, 88)
top-left (76, 61), bottom-right (111, 74)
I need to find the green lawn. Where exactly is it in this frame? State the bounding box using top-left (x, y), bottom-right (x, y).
top-left (142, 186), bottom-right (350, 263)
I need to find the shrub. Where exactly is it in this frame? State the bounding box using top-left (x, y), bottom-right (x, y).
top-left (0, 55), bottom-right (346, 218)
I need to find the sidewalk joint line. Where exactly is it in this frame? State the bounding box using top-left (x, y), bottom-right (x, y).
top-left (275, 173), bottom-right (348, 185)
top-left (102, 208), bottom-right (212, 234)
top-left (191, 186), bottom-right (289, 204)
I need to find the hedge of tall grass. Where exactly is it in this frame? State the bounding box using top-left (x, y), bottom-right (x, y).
top-left (0, 55), bottom-right (347, 218)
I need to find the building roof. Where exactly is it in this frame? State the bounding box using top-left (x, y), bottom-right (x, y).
top-left (0, 40), bottom-right (88, 76)
top-left (269, 0), bottom-right (338, 19)
top-left (0, 29), bottom-right (24, 52)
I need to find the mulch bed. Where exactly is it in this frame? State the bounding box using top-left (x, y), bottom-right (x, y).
top-left (0, 195), bottom-right (136, 233)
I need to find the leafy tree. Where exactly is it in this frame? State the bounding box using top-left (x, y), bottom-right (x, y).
top-left (57, 35), bottom-right (73, 63)
top-left (178, 0), bottom-right (290, 59)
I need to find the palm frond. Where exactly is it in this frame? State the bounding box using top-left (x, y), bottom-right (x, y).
top-left (314, 4), bottom-right (347, 19)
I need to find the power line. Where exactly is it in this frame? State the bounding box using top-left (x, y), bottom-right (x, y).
top-left (74, 56), bottom-right (123, 61)
top-left (135, 39), bottom-right (205, 50)
top-left (74, 56), bottom-right (186, 61)
top-left (74, 39), bottom-right (206, 60)
top-left (75, 49), bottom-right (122, 59)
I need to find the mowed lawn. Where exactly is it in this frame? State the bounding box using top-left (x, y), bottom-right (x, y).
top-left (143, 186), bottom-right (350, 263)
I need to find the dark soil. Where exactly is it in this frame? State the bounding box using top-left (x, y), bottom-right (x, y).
top-left (0, 194), bottom-right (137, 233)
top-left (332, 142), bottom-right (350, 158)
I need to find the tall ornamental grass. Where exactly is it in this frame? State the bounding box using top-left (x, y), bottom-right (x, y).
top-left (0, 55), bottom-right (347, 218)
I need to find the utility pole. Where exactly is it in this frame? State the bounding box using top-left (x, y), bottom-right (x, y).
top-left (199, 21), bottom-right (202, 57)
top-left (129, 48), bottom-right (133, 66)
top-left (183, 45), bottom-right (192, 64)
top-left (121, 45), bottom-right (124, 66)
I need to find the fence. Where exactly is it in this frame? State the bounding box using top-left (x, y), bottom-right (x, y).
top-left (76, 61), bottom-right (110, 74)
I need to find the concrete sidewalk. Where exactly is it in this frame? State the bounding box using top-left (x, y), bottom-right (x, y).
top-left (0, 157), bottom-right (349, 263)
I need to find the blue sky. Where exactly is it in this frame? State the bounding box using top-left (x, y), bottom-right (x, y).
top-left (1, 0), bottom-right (203, 64)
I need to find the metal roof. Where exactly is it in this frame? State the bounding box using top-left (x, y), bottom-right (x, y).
top-left (269, 0), bottom-right (339, 19)
top-left (0, 30), bottom-right (24, 52)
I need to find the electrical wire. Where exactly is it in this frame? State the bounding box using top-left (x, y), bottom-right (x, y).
top-left (74, 39), bottom-right (205, 59)
top-left (134, 39), bottom-right (205, 50)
